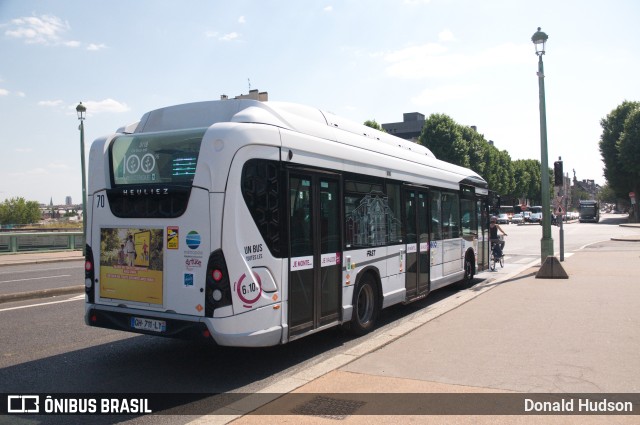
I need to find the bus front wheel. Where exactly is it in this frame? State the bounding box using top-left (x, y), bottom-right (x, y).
top-left (349, 273), bottom-right (379, 336)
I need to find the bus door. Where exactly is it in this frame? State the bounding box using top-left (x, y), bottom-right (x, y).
top-left (403, 187), bottom-right (429, 299)
top-left (288, 171), bottom-right (342, 337)
top-left (477, 198), bottom-right (490, 272)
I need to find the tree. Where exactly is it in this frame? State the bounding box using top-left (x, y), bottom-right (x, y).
top-left (419, 114), bottom-right (469, 167)
top-left (597, 184), bottom-right (617, 204)
top-left (599, 100), bottom-right (640, 221)
top-left (495, 149), bottom-right (515, 196)
top-left (0, 197), bottom-right (42, 226)
top-left (419, 113), bottom-right (522, 201)
top-left (511, 159), bottom-right (543, 204)
top-left (363, 119), bottom-right (386, 132)
top-left (619, 108), bottom-right (640, 221)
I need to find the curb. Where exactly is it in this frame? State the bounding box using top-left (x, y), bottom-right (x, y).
top-left (0, 285), bottom-right (84, 304)
top-left (611, 236), bottom-right (640, 242)
top-left (0, 256), bottom-right (83, 268)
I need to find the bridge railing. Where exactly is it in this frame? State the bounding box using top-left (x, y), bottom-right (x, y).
top-left (0, 232), bottom-right (84, 253)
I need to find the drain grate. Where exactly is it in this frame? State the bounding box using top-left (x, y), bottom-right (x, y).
top-left (291, 395), bottom-right (366, 420)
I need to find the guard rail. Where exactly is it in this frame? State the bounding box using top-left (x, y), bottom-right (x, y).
top-left (0, 231), bottom-right (84, 253)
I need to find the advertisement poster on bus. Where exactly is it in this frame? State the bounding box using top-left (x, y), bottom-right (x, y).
top-left (99, 228), bottom-right (163, 304)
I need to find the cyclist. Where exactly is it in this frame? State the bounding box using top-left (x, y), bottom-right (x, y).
top-left (490, 216), bottom-right (508, 258)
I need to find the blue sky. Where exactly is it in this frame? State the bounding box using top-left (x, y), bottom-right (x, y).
top-left (1, 0), bottom-right (639, 205)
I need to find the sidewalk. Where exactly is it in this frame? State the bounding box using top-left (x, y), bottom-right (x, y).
top-left (200, 232), bottom-right (640, 424)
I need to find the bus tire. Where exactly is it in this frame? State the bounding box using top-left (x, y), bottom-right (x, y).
top-left (349, 273), bottom-right (379, 336)
top-left (458, 251), bottom-right (475, 288)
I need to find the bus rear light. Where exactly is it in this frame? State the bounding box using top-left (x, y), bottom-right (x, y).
top-left (212, 289), bottom-right (222, 301)
top-left (85, 245), bottom-right (95, 303)
top-left (90, 314), bottom-right (97, 323)
top-left (212, 269), bottom-right (223, 282)
top-left (205, 250), bottom-right (232, 317)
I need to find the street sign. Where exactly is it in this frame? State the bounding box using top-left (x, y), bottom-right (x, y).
top-left (554, 196), bottom-right (565, 215)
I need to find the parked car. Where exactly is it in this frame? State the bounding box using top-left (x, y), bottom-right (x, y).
top-left (496, 213), bottom-right (510, 224)
top-left (511, 213), bottom-right (524, 224)
top-left (523, 211), bottom-right (532, 222)
top-left (530, 212), bottom-right (542, 223)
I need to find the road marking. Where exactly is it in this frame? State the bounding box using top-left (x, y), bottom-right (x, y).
top-left (0, 294), bottom-right (84, 312)
top-left (0, 274), bottom-right (71, 284)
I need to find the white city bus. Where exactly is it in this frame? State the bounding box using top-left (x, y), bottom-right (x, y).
top-left (84, 99), bottom-right (490, 347)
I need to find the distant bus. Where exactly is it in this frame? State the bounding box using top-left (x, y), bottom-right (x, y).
top-left (84, 99), bottom-right (490, 347)
top-left (498, 206), bottom-right (514, 221)
top-left (529, 205), bottom-right (543, 214)
top-left (579, 200), bottom-right (600, 223)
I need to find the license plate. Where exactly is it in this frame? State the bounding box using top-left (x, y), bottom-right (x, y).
top-left (131, 317), bottom-right (166, 333)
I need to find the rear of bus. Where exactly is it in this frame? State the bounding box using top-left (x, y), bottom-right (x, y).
top-left (84, 100), bottom-right (285, 347)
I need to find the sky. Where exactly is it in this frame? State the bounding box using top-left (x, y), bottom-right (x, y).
top-left (1, 0), bottom-right (639, 205)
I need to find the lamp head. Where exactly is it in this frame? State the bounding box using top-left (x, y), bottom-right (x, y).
top-left (531, 27), bottom-right (548, 56)
top-left (76, 102), bottom-right (86, 120)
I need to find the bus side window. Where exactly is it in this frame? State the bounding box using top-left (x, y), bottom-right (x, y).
top-left (430, 191), bottom-right (442, 241)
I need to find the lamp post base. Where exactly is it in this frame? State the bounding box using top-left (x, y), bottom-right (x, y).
top-left (536, 255), bottom-right (568, 279)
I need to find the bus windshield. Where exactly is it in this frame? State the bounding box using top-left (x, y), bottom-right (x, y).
top-left (110, 128), bottom-right (206, 186)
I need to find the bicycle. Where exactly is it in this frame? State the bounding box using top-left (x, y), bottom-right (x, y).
top-left (489, 235), bottom-right (505, 271)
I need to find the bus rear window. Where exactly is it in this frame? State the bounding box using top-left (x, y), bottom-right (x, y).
top-left (110, 128), bottom-right (206, 185)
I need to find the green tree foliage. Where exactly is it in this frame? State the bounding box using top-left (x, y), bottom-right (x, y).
top-left (599, 101), bottom-right (639, 196)
top-left (619, 108), bottom-right (640, 180)
top-left (512, 159), bottom-right (543, 203)
top-left (420, 114), bottom-right (470, 167)
top-left (0, 197), bottom-right (42, 225)
top-left (419, 114), bottom-right (531, 202)
top-left (599, 100), bottom-right (640, 221)
top-left (363, 119), bottom-right (386, 132)
top-left (597, 184), bottom-right (617, 204)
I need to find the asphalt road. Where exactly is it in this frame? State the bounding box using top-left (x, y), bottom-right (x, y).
top-left (0, 260), bottom-right (84, 296)
top-left (0, 213), bottom-right (633, 425)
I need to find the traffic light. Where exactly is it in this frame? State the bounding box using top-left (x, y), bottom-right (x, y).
top-left (554, 160), bottom-right (563, 186)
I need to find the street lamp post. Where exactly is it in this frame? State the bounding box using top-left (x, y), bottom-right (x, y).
top-left (76, 102), bottom-right (87, 256)
top-left (532, 27), bottom-right (554, 263)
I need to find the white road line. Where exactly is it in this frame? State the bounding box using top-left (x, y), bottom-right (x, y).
top-left (0, 294), bottom-right (84, 312)
top-left (0, 265), bottom-right (81, 276)
top-left (0, 274), bottom-right (71, 284)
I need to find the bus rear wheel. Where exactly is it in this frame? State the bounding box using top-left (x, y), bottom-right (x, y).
top-left (349, 274), bottom-right (379, 336)
top-left (458, 252), bottom-right (475, 288)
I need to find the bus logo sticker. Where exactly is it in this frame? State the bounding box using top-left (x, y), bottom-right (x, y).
top-left (186, 231), bottom-right (201, 249)
top-left (185, 258), bottom-right (202, 270)
top-left (184, 273), bottom-right (194, 287)
top-left (167, 226), bottom-right (179, 249)
top-left (235, 272), bottom-right (262, 308)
